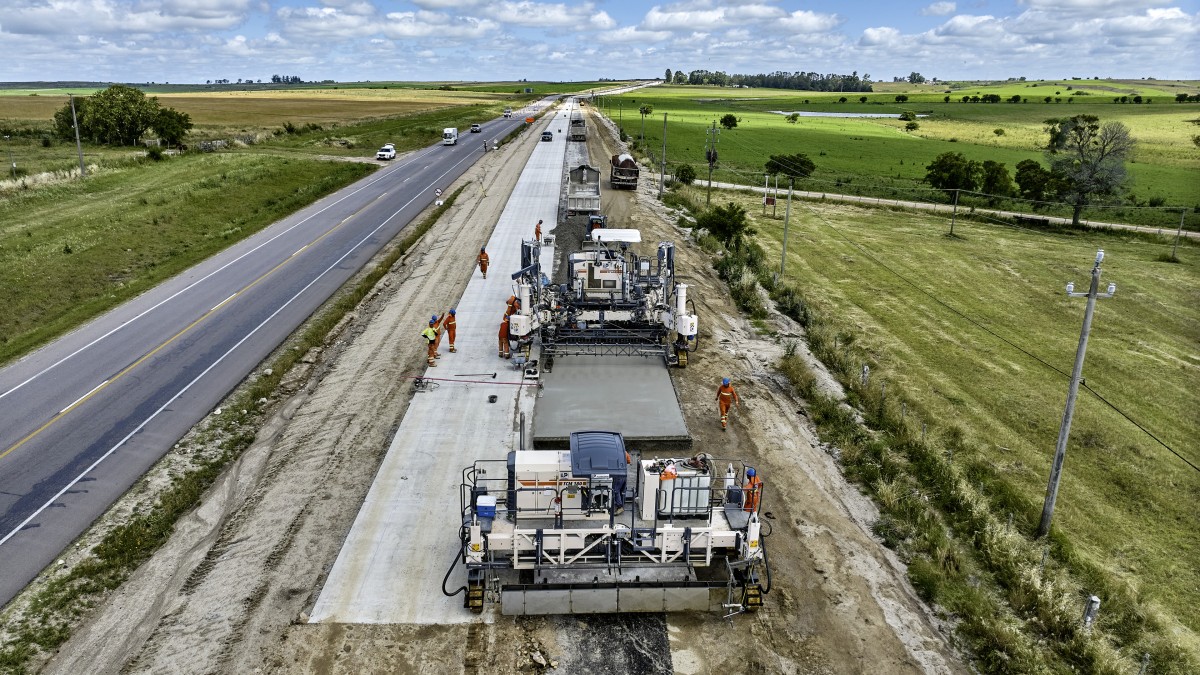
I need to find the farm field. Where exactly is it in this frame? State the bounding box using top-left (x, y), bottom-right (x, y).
top-left (0, 153), bottom-right (374, 364)
top-left (602, 82), bottom-right (1200, 230)
top-left (683, 183), bottom-right (1200, 655)
top-left (0, 87), bottom-right (527, 176)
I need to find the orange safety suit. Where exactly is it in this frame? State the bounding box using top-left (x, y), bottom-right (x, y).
top-left (717, 382), bottom-right (740, 429)
top-left (505, 295), bottom-right (521, 317)
top-left (498, 316), bottom-right (511, 358)
top-left (443, 313), bottom-right (457, 352)
top-left (743, 474), bottom-right (762, 513)
top-left (534, 220), bottom-right (542, 241)
top-left (477, 251), bottom-right (490, 278)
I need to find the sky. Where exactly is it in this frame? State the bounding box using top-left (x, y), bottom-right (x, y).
top-left (0, 0), bottom-right (1197, 84)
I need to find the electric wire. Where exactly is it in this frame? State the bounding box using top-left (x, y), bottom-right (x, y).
top-left (793, 198), bottom-right (1195, 471)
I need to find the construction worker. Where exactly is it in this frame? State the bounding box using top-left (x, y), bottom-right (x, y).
top-left (742, 467), bottom-right (762, 513)
top-left (534, 219), bottom-right (543, 241)
top-left (422, 318), bottom-right (439, 367)
top-left (505, 294), bottom-right (521, 317)
top-left (477, 247), bottom-right (490, 279)
top-left (443, 308), bottom-right (457, 353)
top-left (498, 314), bottom-right (511, 359)
top-left (716, 377), bottom-right (741, 431)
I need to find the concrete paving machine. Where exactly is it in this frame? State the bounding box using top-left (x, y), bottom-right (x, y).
top-left (450, 431), bottom-right (770, 616)
top-left (507, 229), bottom-right (698, 366)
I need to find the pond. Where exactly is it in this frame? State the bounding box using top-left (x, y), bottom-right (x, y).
top-left (768, 110), bottom-right (928, 119)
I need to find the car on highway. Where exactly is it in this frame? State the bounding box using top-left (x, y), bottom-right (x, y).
top-left (375, 143), bottom-right (396, 160)
top-left (541, 131), bottom-right (553, 142)
top-left (470, 124), bottom-right (482, 133)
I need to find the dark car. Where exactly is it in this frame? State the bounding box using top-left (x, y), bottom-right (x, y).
top-left (541, 131), bottom-right (553, 142)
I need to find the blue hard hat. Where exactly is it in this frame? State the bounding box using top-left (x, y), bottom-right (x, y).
top-left (722, 377), bottom-right (730, 386)
top-left (746, 467), bottom-right (756, 477)
top-left (431, 314), bottom-right (439, 322)
top-left (449, 308), bottom-right (456, 315)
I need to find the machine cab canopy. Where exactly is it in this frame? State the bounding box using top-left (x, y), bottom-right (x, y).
top-left (588, 229), bottom-right (641, 244)
top-left (569, 431), bottom-right (628, 477)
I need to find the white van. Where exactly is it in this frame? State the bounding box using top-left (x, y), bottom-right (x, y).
top-left (442, 128), bottom-right (458, 145)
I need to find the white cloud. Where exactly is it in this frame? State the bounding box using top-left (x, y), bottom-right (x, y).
top-left (859, 26), bottom-right (902, 46)
top-left (598, 25), bottom-right (673, 44)
top-left (776, 9), bottom-right (841, 32)
top-left (4, 0), bottom-right (254, 35)
top-left (922, 2), bottom-right (956, 16)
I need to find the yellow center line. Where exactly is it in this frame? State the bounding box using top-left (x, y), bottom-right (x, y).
top-left (0, 192), bottom-right (386, 464)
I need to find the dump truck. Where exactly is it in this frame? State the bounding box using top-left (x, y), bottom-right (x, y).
top-left (565, 164), bottom-right (601, 217)
top-left (610, 153), bottom-right (639, 189)
top-left (568, 113), bottom-right (586, 142)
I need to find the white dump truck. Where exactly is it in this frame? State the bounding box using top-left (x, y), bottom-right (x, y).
top-left (442, 128), bottom-right (458, 145)
top-left (565, 164), bottom-right (601, 217)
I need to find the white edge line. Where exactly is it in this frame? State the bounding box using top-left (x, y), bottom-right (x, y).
top-left (0, 147), bottom-right (479, 549)
top-left (0, 144), bottom-right (439, 403)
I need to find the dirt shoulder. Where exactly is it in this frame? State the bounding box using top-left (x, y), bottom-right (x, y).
top-left (43, 105), bottom-right (964, 675)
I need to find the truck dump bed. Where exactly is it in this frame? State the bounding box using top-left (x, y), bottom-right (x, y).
top-left (566, 164), bottom-right (601, 216)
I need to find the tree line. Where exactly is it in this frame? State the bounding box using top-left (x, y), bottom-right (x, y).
top-left (663, 68), bottom-right (872, 92)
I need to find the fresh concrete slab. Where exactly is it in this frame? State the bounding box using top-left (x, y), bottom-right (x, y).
top-left (311, 104), bottom-right (573, 626)
top-left (533, 355), bottom-right (690, 448)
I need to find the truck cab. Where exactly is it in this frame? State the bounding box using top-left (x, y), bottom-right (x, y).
top-left (442, 128), bottom-right (458, 145)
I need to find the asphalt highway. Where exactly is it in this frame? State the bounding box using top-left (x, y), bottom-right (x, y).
top-left (0, 100), bottom-right (551, 608)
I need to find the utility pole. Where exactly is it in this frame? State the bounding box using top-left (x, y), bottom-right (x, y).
top-left (779, 179), bottom-right (794, 276)
top-left (70, 94), bottom-right (86, 178)
top-left (659, 112), bottom-right (667, 198)
top-left (1171, 209), bottom-right (1185, 259)
top-left (762, 173), bottom-right (768, 215)
top-left (1037, 249), bottom-right (1117, 538)
top-left (949, 189), bottom-right (959, 235)
top-left (705, 121), bottom-right (719, 207)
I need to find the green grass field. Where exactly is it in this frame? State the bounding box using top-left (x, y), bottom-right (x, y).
top-left (0, 153), bottom-right (374, 364)
top-left (604, 83), bottom-right (1200, 230)
top-left (685, 183), bottom-right (1200, 651)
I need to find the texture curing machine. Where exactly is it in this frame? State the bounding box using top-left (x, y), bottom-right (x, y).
top-left (449, 431), bottom-right (770, 616)
top-left (507, 229), bottom-right (699, 366)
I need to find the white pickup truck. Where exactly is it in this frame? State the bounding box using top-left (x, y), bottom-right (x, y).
top-left (375, 143), bottom-right (396, 160)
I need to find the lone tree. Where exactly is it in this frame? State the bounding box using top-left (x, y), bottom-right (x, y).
top-left (859, 95), bottom-right (868, 103)
top-left (765, 153), bottom-right (816, 180)
top-left (638, 104), bottom-right (653, 140)
top-left (720, 113), bottom-right (738, 130)
top-left (1044, 114), bottom-right (1135, 224)
top-left (786, 112), bottom-right (799, 124)
top-left (696, 201), bottom-right (753, 250)
top-left (675, 163), bottom-right (697, 185)
top-left (895, 94), bottom-right (909, 103)
top-left (925, 151), bottom-right (981, 192)
top-left (53, 84), bottom-right (165, 146)
top-left (665, 68), bottom-right (672, 82)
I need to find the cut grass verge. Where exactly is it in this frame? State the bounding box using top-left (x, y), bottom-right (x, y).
top-left (0, 186), bottom-right (466, 674)
top-left (0, 153), bottom-right (375, 366)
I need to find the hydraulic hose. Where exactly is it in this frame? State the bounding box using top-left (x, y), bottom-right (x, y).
top-left (760, 538), bottom-right (772, 595)
top-left (442, 540), bottom-right (468, 597)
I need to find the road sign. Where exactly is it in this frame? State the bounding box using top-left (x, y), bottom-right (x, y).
top-left (435, 188), bottom-right (442, 196)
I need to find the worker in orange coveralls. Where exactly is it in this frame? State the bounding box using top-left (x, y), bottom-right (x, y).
top-left (442, 308), bottom-right (457, 353)
top-left (743, 467), bottom-right (762, 513)
top-left (498, 314), bottom-right (511, 358)
top-left (505, 294), bottom-right (521, 317)
top-left (716, 377), bottom-right (741, 431)
top-left (534, 219), bottom-right (543, 241)
top-left (477, 247), bottom-right (490, 279)
top-left (422, 318), bottom-right (439, 367)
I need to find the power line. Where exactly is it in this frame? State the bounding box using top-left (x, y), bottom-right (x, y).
top-left (792, 199), bottom-right (1195, 472)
